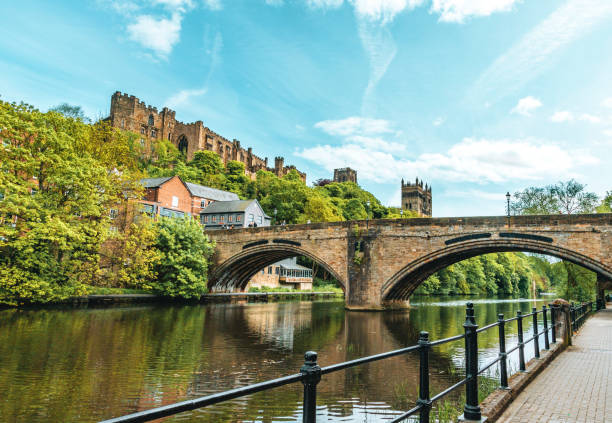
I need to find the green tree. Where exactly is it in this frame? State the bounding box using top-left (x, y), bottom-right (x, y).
top-left (151, 217), bottom-right (215, 298)
top-left (0, 101), bottom-right (124, 305)
top-left (596, 191), bottom-right (611, 213)
top-left (49, 103), bottom-right (89, 122)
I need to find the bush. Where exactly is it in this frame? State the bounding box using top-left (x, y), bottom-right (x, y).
top-left (151, 217), bottom-right (215, 298)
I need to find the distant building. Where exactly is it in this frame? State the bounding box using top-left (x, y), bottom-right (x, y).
top-left (333, 167), bottom-right (357, 184)
top-left (248, 257), bottom-right (314, 290)
top-left (401, 177), bottom-right (432, 217)
top-left (200, 199), bottom-right (270, 229)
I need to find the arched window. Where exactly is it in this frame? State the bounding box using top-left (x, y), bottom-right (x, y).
top-left (178, 135), bottom-right (188, 155)
top-left (148, 114), bottom-right (154, 126)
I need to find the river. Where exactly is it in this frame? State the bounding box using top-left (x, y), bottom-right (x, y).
top-left (0, 296), bottom-right (551, 422)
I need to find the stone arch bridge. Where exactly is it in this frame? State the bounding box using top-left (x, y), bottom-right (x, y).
top-left (205, 214), bottom-right (612, 310)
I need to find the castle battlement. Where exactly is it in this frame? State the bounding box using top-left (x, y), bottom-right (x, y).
top-left (401, 177), bottom-right (432, 217)
top-left (108, 92), bottom-right (306, 182)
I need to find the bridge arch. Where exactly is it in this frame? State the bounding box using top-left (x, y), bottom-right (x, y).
top-left (209, 244), bottom-right (346, 293)
top-left (381, 239), bottom-right (612, 302)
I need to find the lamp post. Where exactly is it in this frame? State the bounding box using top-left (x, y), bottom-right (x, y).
top-left (274, 208), bottom-right (277, 226)
top-left (506, 192), bottom-right (511, 217)
top-left (400, 208), bottom-right (404, 218)
top-left (366, 200), bottom-right (371, 229)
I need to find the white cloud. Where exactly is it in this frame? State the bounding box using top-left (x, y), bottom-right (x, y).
top-left (550, 111), bottom-right (574, 123)
top-left (297, 137), bottom-right (597, 184)
top-left (351, 0), bottom-right (424, 24)
top-left (470, 0), bottom-right (612, 106)
top-left (602, 98), bottom-right (612, 108)
top-left (166, 87), bottom-right (208, 109)
top-left (579, 113), bottom-right (601, 124)
top-left (153, 0), bottom-right (193, 10)
top-left (314, 116), bottom-right (395, 136)
top-left (431, 0), bottom-right (520, 23)
top-left (603, 129), bottom-right (612, 137)
top-left (445, 189), bottom-right (508, 201)
top-left (127, 13), bottom-right (183, 58)
top-left (511, 96), bottom-right (542, 116)
top-left (203, 0), bottom-right (222, 10)
top-left (307, 0), bottom-right (343, 9)
top-left (433, 116), bottom-right (445, 126)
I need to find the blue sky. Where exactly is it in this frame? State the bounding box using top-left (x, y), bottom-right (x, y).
top-left (2, 0), bottom-right (611, 217)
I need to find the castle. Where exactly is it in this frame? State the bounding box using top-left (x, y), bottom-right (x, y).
top-left (333, 167), bottom-right (357, 184)
top-left (107, 92), bottom-right (306, 181)
top-left (401, 178), bottom-right (432, 217)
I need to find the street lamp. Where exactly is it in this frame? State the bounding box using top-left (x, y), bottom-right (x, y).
top-left (506, 192), bottom-right (511, 217)
top-left (273, 208), bottom-right (277, 225)
top-left (400, 208), bottom-right (404, 218)
top-left (366, 200), bottom-right (371, 229)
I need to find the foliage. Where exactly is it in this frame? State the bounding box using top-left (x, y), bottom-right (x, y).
top-left (512, 179), bottom-right (599, 215)
top-left (0, 101), bottom-right (140, 305)
top-left (151, 217), bottom-right (215, 298)
top-left (416, 253), bottom-right (548, 296)
top-left (49, 103), bottom-right (89, 122)
top-left (596, 191), bottom-right (612, 213)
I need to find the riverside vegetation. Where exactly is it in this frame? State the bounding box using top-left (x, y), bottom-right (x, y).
top-left (0, 100), bottom-right (610, 305)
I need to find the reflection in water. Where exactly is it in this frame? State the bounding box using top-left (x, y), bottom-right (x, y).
top-left (0, 297), bottom-right (548, 422)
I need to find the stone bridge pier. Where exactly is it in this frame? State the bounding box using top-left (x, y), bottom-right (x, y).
top-left (205, 214), bottom-right (612, 310)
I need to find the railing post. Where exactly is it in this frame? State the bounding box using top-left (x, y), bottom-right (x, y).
top-left (532, 307), bottom-right (540, 359)
top-left (549, 304), bottom-right (556, 344)
top-left (417, 331), bottom-right (431, 422)
top-left (497, 313), bottom-right (509, 389)
top-left (300, 351), bottom-right (321, 423)
top-left (460, 302), bottom-right (482, 422)
top-left (517, 310), bottom-right (526, 372)
top-left (542, 305), bottom-right (549, 350)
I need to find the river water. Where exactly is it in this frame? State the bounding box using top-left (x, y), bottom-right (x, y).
top-left (0, 296), bottom-right (551, 422)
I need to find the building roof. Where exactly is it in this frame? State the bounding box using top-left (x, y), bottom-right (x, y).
top-left (278, 258), bottom-right (311, 271)
top-left (200, 199), bottom-right (271, 218)
top-left (200, 199), bottom-right (256, 214)
top-left (185, 182), bottom-right (239, 201)
top-left (140, 176), bottom-right (173, 188)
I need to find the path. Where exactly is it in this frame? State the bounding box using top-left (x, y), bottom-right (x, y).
top-left (498, 307), bottom-right (612, 423)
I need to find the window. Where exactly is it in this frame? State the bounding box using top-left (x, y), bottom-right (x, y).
top-left (228, 215), bottom-right (233, 222)
top-left (160, 208), bottom-right (184, 219)
top-left (168, 132), bottom-right (171, 140)
top-left (178, 135), bottom-right (188, 155)
top-left (141, 204), bottom-right (155, 216)
top-left (248, 214), bottom-right (254, 222)
top-left (140, 138), bottom-right (145, 147)
top-left (151, 129), bottom-right (157, 138)
top-left (275, 267), bottom-right (279, 275)
top-left (171, 196), bottom-right (179, 208)
top-left (211, 215), bottom-right (217, 222)
top-left (109, 209), bottom-right (119, 219)
top-left (121, 119), bottom-right (125, 128)
top-left (219, 214), bottom-right (224, 222)
top-left (140, 127), bottom-right (145, 134)
top-left (236, 215), bottom-right (242, 222)
top-left (201, 200), bottom-right (207, 208)
top-left (268, 266), bottom-right (273, 274)
top-left (202, 215), bottom-right (208, 223)
top-left (148, 114), bottom-right (154, 126)
top-left (257, 215), bottom-right (262, 225)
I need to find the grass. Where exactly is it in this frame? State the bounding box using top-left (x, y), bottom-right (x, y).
top-left (86, 286), bottom-right (152, 295)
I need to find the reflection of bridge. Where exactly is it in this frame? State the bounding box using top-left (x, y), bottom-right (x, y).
top-left (206, 214), bottom-right (612, 310)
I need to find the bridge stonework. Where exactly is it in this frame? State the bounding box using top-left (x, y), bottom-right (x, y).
top-left (205, 214), bottom-right (612, 310)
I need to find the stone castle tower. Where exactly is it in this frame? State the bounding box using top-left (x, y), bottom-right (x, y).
top-left (107, 91), bottom-right (305, 181)
top-left (333, 167), bottom-right (357, 184)
top-left (401, 177), bottom-right (432, 217)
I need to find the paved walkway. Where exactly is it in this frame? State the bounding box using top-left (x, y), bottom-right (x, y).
top-left (498, 307), bottom-right (612, 423)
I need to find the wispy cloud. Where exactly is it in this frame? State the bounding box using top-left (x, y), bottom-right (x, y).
top-left (430, 0), bottom-right (521, 23)
top-left (579, 113), bottom-right (601, 123)
top-left (433, 116), bottom-right (445, 126)
top-left (444, 189), bottom-right (508, 201)
top-left (315, 116), bottom-right (396, 136)
top-left (127, 13), bottom-right (183, 58)
top-left (550, 110), bottom-right (573, 123)
top-left (306, 0), bottom-right (343, 9)
top-left (602, 98), bottom-right (612, 108)
top-left (511, 96), bottom-right (542, 116)
top-left (166, 31), bottom-right (223, 108)
top-left (203, 0), bottom-right (222, 10)
top-left (470, 0), bottom-right (612, 106)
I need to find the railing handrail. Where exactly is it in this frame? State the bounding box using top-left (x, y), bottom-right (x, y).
top-left (100, 300), bottom-right (594, 423)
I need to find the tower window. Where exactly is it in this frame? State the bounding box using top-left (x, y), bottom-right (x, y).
top-left (178, 135), bottom-right (188, 155)
top-left (148, 114), bottom-right (154, 126)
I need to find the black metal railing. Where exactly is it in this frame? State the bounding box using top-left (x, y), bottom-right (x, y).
top-left (570, 301), bottom-right (594, 332)
top-left (100, 302), bottom-right (575, 423)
